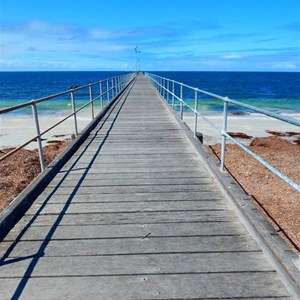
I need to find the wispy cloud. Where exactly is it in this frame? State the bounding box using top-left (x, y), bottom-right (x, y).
top-left (278, 22), bottom-right (300, 32)
top-left (0, 18), bottom-right (299, 71)
top-left (194, 32), bottom-right (259, 42)
top-left (0, 19), bottom-right (224, 66)
top-left (253, 38), bottom-right (278, 43)
top-left (222, 53), bottom-right (244, 59)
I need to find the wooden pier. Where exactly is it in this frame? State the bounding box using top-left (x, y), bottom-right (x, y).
top-left (0, 74), bottom-right (293, 299)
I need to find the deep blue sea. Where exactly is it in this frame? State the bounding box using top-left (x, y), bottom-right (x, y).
top-left (0, 71), bottom-right (299, 115)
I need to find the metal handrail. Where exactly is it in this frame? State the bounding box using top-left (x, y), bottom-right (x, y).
top-left (145, 72), bottom-right (300, 193)
top-left (0, 72), bottom-right (136, 171)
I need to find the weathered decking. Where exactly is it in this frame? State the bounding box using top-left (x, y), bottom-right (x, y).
top-left (0, 74), bottom-right (292, 299)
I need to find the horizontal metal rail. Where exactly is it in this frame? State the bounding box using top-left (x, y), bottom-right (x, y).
top-left (145, 72), bottom-right (300, 193)
top-left (0, 72), bottom-right (136, 171)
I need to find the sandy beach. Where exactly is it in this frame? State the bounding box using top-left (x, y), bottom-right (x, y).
top-left (1, 111), bottom-right (300, 149)
top-left (182, 112), bottom-right (300, 145)
top-left (0, 109), bottom-right (95, 150)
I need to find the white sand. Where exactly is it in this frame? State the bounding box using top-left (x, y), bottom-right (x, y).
top-left (182, 112), bottom-right (300, 144)
top-left (0, 109), bottom-right (94, 150)
top-left (1, 109), bottom-right (299, 150)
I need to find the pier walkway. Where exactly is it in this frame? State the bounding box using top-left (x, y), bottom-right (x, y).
top-left (0, 74), bottom-right (292, 299)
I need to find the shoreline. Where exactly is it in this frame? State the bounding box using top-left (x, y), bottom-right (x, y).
top-left (182, 112), bottom-right (300, 145)
top-left (1, 110), bottom-right (300, 149)
top-left (0, 110), bottom-right (94, 150)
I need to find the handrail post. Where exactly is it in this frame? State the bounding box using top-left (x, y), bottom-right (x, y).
top-left (194, 89), bottom-right (198, 137)
top-left (119, 76), bottom-right (122, 92)
top-left (159, 77), bottom-right (162, 95)
top-left (107, 80), bottom-right (110, 103)
top-left (99, 81), bottom-right (103, 110)
top-left (31, 101), bottom-right (45, 172)
top-left (180, 83), bottom-right (183, 120)
top-left (172, 80), bottom-right (175, 110)
top-left (70, 89), bottom-right (78, 136)
top-left (167, 80), bottom-right (170, 103)
top-left (116, 76), bottom-right (119, 94)
top-left (220, 97), bottom-right (229, 171)
top-left (89, 84), bottom-right (94, 120)
top-left (158, 77), bottom-right (160, 94)
top-left (111, 78), bottom-right (114, 99)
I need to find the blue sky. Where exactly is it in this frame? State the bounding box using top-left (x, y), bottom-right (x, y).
top-left (0, 0), bottom-right (299, 71)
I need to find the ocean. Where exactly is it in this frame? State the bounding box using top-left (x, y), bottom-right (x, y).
top-left (0, 71), bottom-right (299, 115)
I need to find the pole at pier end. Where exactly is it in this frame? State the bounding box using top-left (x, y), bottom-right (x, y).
top-left (134, 46), bottom-right (141, 72)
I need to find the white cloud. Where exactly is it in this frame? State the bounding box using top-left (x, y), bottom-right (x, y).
top-left (222, 53), bottom-right (243, 59)
top-left (0, 20), bottom-right (299, 71)
top-left (271, 61), bottom-right (298, 69)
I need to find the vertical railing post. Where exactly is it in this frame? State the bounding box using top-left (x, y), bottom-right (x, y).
top-left (220, 97), bottom-right (229, 171)
top-left (159, 77), bottom-right (162, 95)
top-left (172, 80), bottom-right (175, 110)
top-left (194, 89), bottom-right (198, 137)
top-left (167, 80), bottom-right (170, 103)
top-left (31, 101), bottom-right (45, 172)
top-left (70, 89), bottom-right (78, 136)
top-left (89, 84), bottom-right (94, 120)
top-left (107, 80), bottom-right (110, 103)
top-left (114, 77), bottom-right (117, 96)
top-left (99, 81), bottom-right (103, 110)
top-left (117, 76), bottom-right (119, 94)
top-left (111, 78), bottom-right (114, 99)
top-left (180, 83), bottom-right (183, 120)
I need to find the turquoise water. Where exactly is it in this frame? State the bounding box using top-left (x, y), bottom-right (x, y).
top-left (0, 71), bottom-right (119, 116)
top-left (0, 71), bottom-right (299, 115)
top-left (155, 71), bottom-right (300, 114)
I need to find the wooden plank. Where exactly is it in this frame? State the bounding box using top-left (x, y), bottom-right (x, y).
top-left (51, 171), bottom-right (209, 180)
top-left (39, 184), bottom-right (218, 196)
top-left (57, 166), bottom-right (204, 174)
top-left (4, 222), bottom-right (248, 241)
top-left (25, 199), bottom-right (229, 215)
top-left (66, 157), bottom-right (202, 165)
top-left (47, 177), bottom-right (213, 188)
top-left (0, 252), bottom-right (274, 278)
top-left (0, 235), bottom-right (261, 258)
top-left (20, 210), bottom-right (237, 226)
top-left (34, 190), bottom-right (223, 204)
top-left (0, 273), bottom-right (290, 300)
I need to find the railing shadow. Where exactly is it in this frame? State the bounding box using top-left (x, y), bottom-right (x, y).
top-left (0, 81), bottom-right (134, 299)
